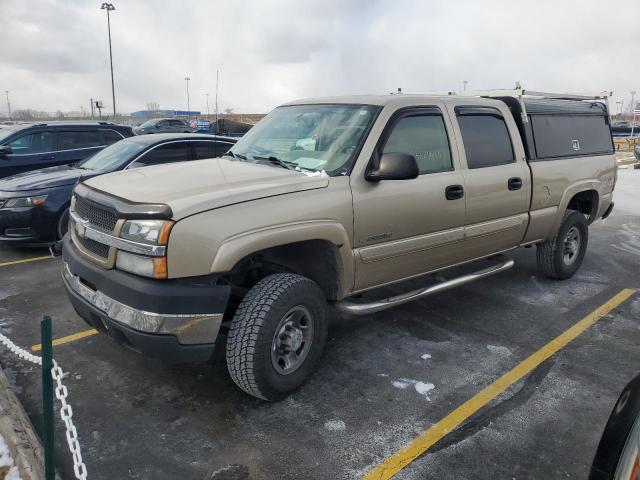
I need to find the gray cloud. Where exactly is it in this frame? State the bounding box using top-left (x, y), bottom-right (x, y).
top-left (0, 0), bottom-right (638, 115)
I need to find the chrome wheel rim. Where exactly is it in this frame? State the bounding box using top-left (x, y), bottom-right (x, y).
top-left (562, 226), bottom-right (581, 265)
top-left (271, 305), bottom-right (314, 375)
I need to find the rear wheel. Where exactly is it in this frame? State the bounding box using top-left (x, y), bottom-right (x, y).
top-left (536, 210), bottom-right (588, 279)
top-left (226, 273), bottom-right (328, 400)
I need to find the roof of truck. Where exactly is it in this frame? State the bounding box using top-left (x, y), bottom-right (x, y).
top-left (283, 94), bottom-right (608, 116)
top-left (282, 94), bottom-right (488, 107)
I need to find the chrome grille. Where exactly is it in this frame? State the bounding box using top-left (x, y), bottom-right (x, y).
top-left (75, 196), bottom-right (117, 232)
top-left (77, 236), bottom-right (110, 259)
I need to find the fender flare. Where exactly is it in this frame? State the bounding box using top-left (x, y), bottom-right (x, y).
top-left (550, 180), bottom-right (601, 235)
top-left (210, 220), bottom-right (354, 297)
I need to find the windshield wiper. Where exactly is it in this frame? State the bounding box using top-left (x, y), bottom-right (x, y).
top-left (253, 155), bottom-right (297, 171)
top-left (226, 151), bottom-right (248, 161)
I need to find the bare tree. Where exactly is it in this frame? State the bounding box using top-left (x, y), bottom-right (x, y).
top-left (224, 107), bottom-right (234, 114)
top-left (146, 102), bottom-right (160, 111)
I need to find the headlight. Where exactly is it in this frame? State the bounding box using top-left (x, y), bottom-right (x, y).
top-left (3, 195), bottom-right (48, 208)
top-left (120, 219), bottom-right (173, 245)
top-left (116, 250), bottom-right (167, 279)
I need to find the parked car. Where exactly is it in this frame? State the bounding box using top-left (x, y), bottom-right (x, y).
top-left (133, 118), bottom-right (196, 135)
top-left (62, 90), bottom-right (616, 400)
top-left (0, 133), bottom-right (236, 244)
top-left (191, 120), bottom-right (212, 133)
top-left (590, 373), bottom-right (640, 480)
top-left (0, 121), bottom-right (134, 179)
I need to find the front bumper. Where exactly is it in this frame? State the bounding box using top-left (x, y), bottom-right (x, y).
top-left (0, 207), bottom-right (47, 242)
top-left (62, 235), bottom-right (231, 362)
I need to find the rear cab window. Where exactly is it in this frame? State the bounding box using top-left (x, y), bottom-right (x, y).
top-left (455, 107), bottom-right (515, 169)
top-left (381, 108), bottom-right (453, 174)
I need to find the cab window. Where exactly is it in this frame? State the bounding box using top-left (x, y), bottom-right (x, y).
top-left (58, 130), bottom-right (102, 150)
top-left (382, 114), bottom-right (453, 174)
top-left (457, 113), bottom-right (514, 169)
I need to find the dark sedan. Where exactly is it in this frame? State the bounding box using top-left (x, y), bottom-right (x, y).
top-left (0, 133), bottom-right (236, 244)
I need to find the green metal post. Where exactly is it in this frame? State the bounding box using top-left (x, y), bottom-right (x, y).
top-left (41, 316), bottom-right (55, 480)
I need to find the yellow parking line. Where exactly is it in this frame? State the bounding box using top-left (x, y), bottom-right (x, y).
top-left (0, 256), bottom-right (54, 267)
top-left (31, 329), bottom-right (98, 352)
top-left (361, 288), bottom-right (636, 480)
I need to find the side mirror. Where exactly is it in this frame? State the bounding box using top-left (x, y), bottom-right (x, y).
top-left (365, 152), bottom-right (419, 181)
top-left (0, 146), bottom-right (13, 156)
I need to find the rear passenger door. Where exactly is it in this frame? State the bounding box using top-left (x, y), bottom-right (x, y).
top-left (127, 141), bottom-right (192, 169)
top-left (1, 130), bottom-right (57, 177)
top-left (352, 106), bottom-right (467, 291)
top-left (56, 129), bottom-right (105, 164)
top-left (451, 105), bottom-right (531, 257)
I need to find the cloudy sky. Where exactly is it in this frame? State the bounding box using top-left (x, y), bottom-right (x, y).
top-left (1, 0), bottom-right (638, 115)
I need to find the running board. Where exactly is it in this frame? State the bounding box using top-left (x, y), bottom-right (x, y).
top-left (336, 255), bottom-right (514, 315)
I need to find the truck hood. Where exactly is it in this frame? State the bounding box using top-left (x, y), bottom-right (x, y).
top-left (83, 157), bottom-right (330, 219)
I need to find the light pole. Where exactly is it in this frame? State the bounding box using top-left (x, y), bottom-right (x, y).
top-left (4, 91), bottom-right (10, 120)
top-left (631, 90), bottom-right (637, 138)
top-left (215, 69), bottom-right (219, 134)
top-left (101, 3), bottom-right (117, 119)
top-left (205, 93), bottom-right (210, 118)
top-left (463, 80), bottom-right (468, 92)
top-left (184, 77), bottom-right (191, 120)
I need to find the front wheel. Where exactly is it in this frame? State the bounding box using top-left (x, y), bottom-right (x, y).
top-left (226, 273), bottom-right (328, 400)
top-left (56, 208), bottom-right (70, 241)
top-left (536, 209), bottom-right (588, 279)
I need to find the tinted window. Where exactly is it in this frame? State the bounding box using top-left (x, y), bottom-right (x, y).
top-left (531, 115), bottom-right (613, 159)
top-left (383, 114), bottom-right (452, 174)
top-left (7, 131), bottom-right (55, 154)
top-left (216, 141), bottom-right (233, 156)
top-left (193, 141), bottom-right (217, 159)
top-left (457, 115), bottom-right (514, 169)
top-left (101, 129), bottom-right (124, 145)
top-left (58, 130), bottom-right (102, 150)
top-left (128, 142), bottom-right (190, 168)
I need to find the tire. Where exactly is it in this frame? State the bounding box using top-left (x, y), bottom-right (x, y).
top-left (226, 273), bottom-right (328, 400)
top-left (56, 208), bottom-right (70, 241)
top-left (536, 209), bottom-right (588, 279)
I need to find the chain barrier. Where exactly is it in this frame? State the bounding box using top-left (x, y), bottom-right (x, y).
top-left (0, 332), bottom-right (88, 479)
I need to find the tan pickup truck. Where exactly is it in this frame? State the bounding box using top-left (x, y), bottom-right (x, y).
top-left (61, 88), bottom-right (616, 400)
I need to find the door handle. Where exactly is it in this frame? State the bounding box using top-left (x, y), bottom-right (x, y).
top-left (445, 184), bottom-right (464, 200)
top-left (508, 177), bottom-right (522, 191)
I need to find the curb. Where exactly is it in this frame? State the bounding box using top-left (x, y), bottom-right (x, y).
top-left (0, 365), bottom-right (44, 480)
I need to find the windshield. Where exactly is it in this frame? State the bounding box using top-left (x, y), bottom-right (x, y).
top-left (79, 139), bottom-right (148, 172)
top-left (0, 126), bottom-right (26, 143)
top-left (139, 120), bottom-right (157, 128)
top-left (229, 104), bottom-right (379, 175)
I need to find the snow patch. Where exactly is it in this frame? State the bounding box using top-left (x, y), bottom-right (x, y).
top-left (0, 432), bottom-right (21, 480)
top-left (392, 378), bottom-right (436, 399)
top-left (324, 419), bottom-right (346, 431)
top-left (420, 353), bottom-right (432, 360)
top-left (486, 344), bottom-right (512, 356)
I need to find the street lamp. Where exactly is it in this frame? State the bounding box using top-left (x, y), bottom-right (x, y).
top-left (4, 91), bottom-right (10, 120)
top-left (631, 90), bottom-right (637, 138)
top-left (463, 80), bottom-right (468, 92)
top-left (185, 77), bottom-right (191, 120)
top-left (100, 3), bottom-right (117, 119)
top-left (205, 93), bottom-right (210, 117)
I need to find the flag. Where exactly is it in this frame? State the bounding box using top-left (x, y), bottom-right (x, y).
top-left (634, 102), bottom-right (640, 117)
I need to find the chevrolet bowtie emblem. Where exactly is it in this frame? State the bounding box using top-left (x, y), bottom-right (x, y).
top-left (75, 217), bottom-right (90, 238)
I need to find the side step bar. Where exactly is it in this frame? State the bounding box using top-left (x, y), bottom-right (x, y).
top-left (336, 255), bottom-right (514, 315)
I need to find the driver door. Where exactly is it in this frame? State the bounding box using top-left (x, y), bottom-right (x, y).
top-left (351, 105), bottom-right (467, 291)
top-left (0, 130), bottom-right (56, 178)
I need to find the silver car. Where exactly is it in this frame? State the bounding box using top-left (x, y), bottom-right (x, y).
top-left (133, 118), bottom-right (196, 135)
